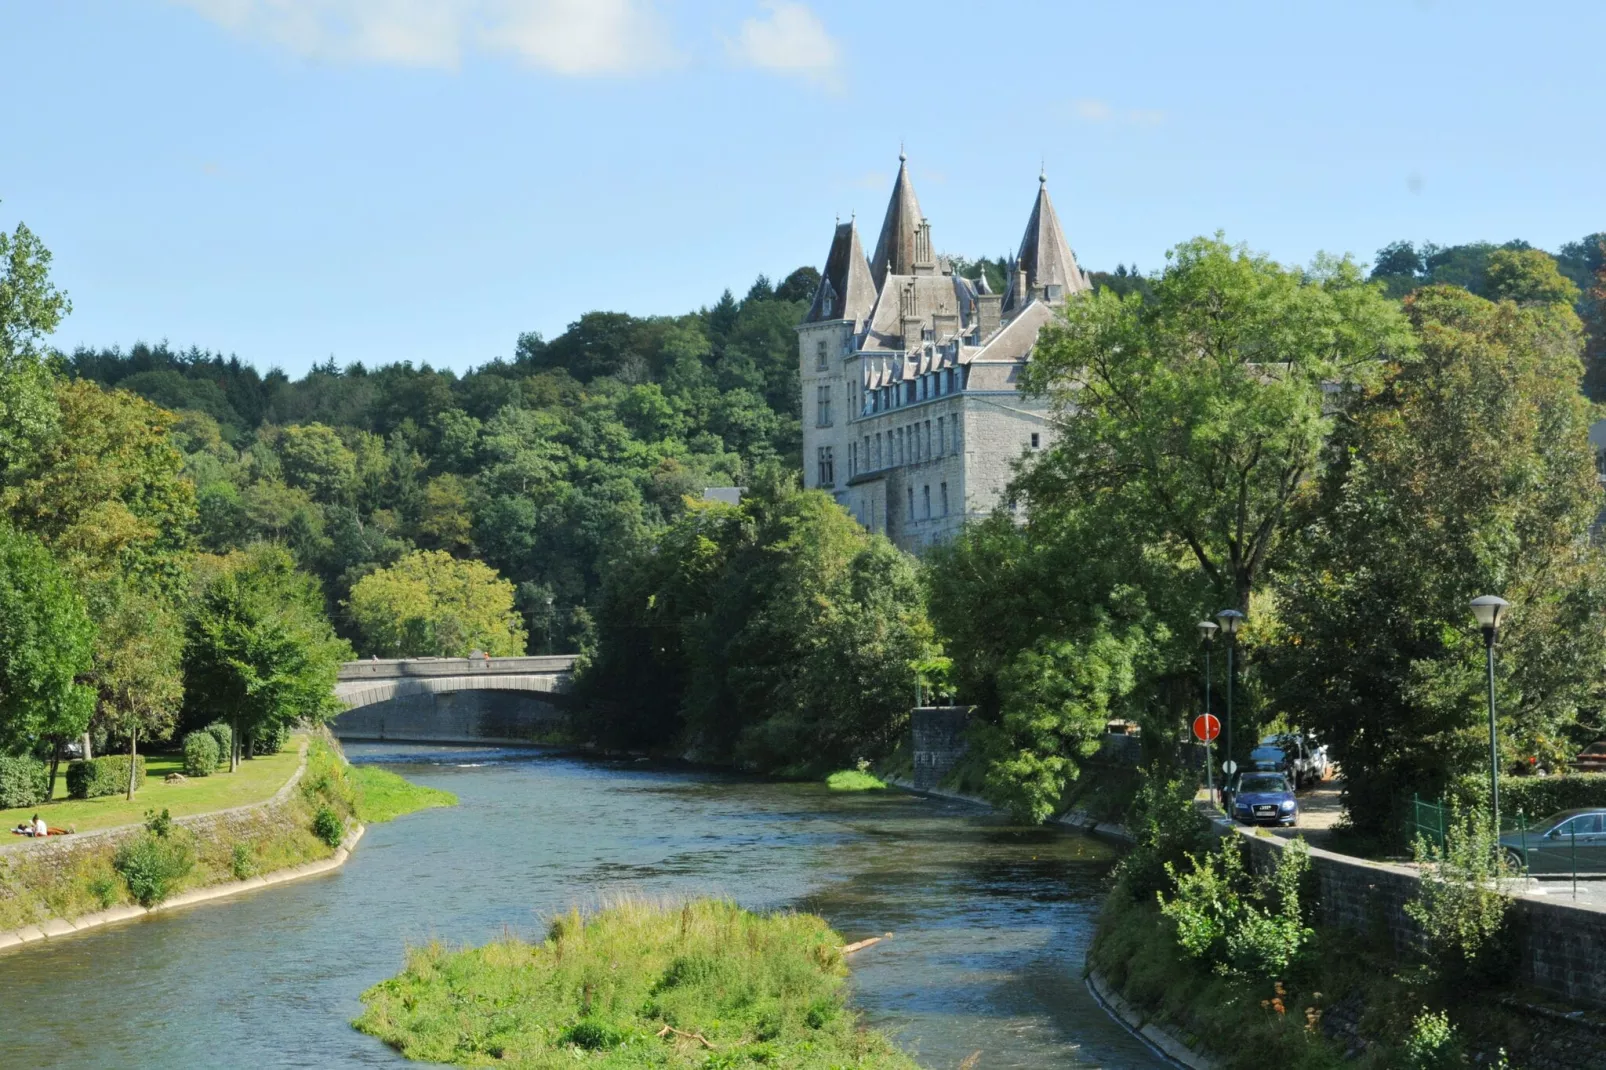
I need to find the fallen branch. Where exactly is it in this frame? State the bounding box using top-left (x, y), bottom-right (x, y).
top-left (839, 933), bottom-right (892, 955)
top-left (656, 1024), bottom-right (717, 1049)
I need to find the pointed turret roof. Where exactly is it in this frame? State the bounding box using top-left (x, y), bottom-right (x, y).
top-left (1006, 172), bottom-right (1090, 311)
top-left (806, 221), bottom-right (877, 327)
top-left (870, 150), bottom-right (924, 289)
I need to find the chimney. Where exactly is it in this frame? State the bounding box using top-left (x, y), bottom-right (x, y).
top-left (913, 219), bottom-right (936, 276)
top-left (1012, 262), bottom-right (1029, 308)
top-left (975, 293), bottom-right (1002, 339)
top-left (899, 280), bottom-right (923, 352)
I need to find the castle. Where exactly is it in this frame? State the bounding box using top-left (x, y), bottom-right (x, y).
top-left (798, 152), bottom-right (1090, 550)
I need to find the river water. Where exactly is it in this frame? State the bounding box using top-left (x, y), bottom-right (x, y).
top-left (0, 745), bottom-right (1167, 1069)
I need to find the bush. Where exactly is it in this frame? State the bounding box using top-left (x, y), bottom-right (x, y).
top-left (1406, 799), bottom-right (1514, 987)
top-left (230, 842), bottom-right (257, 881)
top-left (1466, 773), bottom-right (1606, 823)
top-left (0, 755), bottom-right (49, 808)
top-left (313, 805), bottom-right (344, 847)
top-left (1113, 770), bottom-right (1211, 901)
top-left (205, 722), bottom-right (232, 762)
top-left (113, 831), bottom-right (193, 907)
top-left (1402, 1008), bottom-right (1463, 1070)
top-left (66, 754), bottom-right (147, 799)
top-left (1158, 836), bottom-right (1314, 978)
top-left (182, 732), bottom-right (220, 777)
top-left (249, 720), bottom-right (291, 757)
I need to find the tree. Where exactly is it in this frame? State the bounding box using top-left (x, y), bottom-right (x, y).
top-left (185, 546), bottom-right (351, 769)
top-left (0, 526), bottom-right (96, 780)
top-left (1266, 284), bottom-right (1606, 838)
top-left (1483, 248), bottom-right (1580, 306)
top-left (346, 550), bottom-right (527, 658)
top-left (0, 214), bottom-right (69, 476)
top-left (277, 423), bottom-right (357, 503)
top-left (1, 380), bottom-right (196, 588)
top-left (1022, 237), bottom-right (1414, 614)
top-left (86, 583), bottom-right (184, 799)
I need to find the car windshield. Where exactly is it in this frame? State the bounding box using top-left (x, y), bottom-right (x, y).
top-left (1239, 775), bottom-right (1288, 793)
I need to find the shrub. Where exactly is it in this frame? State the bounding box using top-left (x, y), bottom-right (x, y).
top-left (0, 755), bottom-right (49, 808)
top-left (230, 842), bottom-right (257, 881)
top-left (1402, 1008), bottom-right (1463, 1070)
top-left (1113, 770), bottom-right (1211, 901)
top-left (114, 831), bottom-right (194, 907)
top-left (205, 722), bottom-right (233, 762)
top-left (66, 754), bottom-right (146, 799)
top-left (145, 807), bottom-right (175, 837)
top-left (1158, 836), bottom-right (1314, 978)
top-left (313, 805), bottom-right (344, 847)
top-left (182, 731), bottom-right (220, 777)
top-left (1459, 773), bottom-right (1606, 824)
top-left (559, 1020), bottom-right (625, 1050)
top-left (249, 720), bottom-right (291, 756)
top-left (1406, 799), bottom-right (1513, 986)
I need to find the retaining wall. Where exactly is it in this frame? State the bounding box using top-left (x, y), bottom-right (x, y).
top-left (330, 689), bottom-right (567, 745)
top-left (910, 706), bottom-right (973, 790)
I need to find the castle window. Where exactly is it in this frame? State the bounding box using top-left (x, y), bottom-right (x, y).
top-left (923, 485), bottom-right (931, 519)
top-left (817, 446), bottom-right (835, 487)
top-left (896, 427), bottom-right (905, 465)
top-left (925, 420), bottom-right (933, 458)
top-left (874, 432), bottom-right (882, 468)
top-left (1030, 432), bottom-right (1040, 449)
top-left (953, 418), bottom-right (962, 452)
top-left (816, 340), bottom-right (828, 370)
top-left (940, 482), bottom-right (949, 516)
top-left (937, 416), bottom-right (945, 455)
top-left (816, 385), bottom-right (832, 427)
top-left (908, 486), bottom-right (915, 519)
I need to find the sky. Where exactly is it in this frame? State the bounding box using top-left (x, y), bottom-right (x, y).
top-left (1, 0), bottom-right (1602, 378)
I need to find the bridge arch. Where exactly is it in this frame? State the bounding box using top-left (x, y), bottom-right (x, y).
top-left (330, 655), bottom-right (579, 745)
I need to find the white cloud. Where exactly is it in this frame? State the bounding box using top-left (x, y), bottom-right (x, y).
top-left (1071, 97), bottom-right (1167, 126)
top-left (172, 0), bottom-right (678, 75)
top-left (727, 2), bottom-right (841, 88)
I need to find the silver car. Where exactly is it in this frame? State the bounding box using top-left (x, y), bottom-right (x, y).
top-left (1499, 809), bottom-right (1606, 875)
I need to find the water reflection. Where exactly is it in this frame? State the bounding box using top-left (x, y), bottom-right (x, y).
top-left (0, 744), bottom-right (1166, 1069)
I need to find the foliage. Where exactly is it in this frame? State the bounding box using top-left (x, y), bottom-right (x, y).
top-left (182, 731), bottom-right (220, 777)
top-left (1158, 835), bottom-right (1314, 978)
top-left (113, 825), bottom-right (194, 907)
top-left (312, 804), bottom-right (344, 847)
top-left (84, 581), bottom-right (186, 786)
top-left (0, 755), bottom-right (49, 808)
top-left (352, 897), bottom-right (920, 1069)
top-left (824, 769), bottom-right (887, 791)
top-left (1405, 800), bottom-right (1513, 986)
top-left (1402, 1009), bottom-right (1464, 1070)
top-left (1267, 283), bottom-right (1605, 837)
top-left (1113, 771), bottom-right (1213, 901)
top-left (184, 545), bottom-right (351, 750)
top-left (250, 719), bottom-right (291, 756)
top-left (0, 215), bottom-right (69, 474)
top-left (204, 721), bottom-right (232, 762)
top-left (346, 549), bottom-right (527, 657)
top-left (0, 525), bottom-right (96, 754)
top-left (66, 754), bottom-right (147, 799)
top-left (230, 840), bottom-right (257, 880)
top-left (1453, 772), bottom-right (1606, 822)
top-left (350, 763), bottom-right (457, 824)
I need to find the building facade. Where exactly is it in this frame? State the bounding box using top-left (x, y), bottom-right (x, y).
top-left (798, 152), bottom-right (1091, 551)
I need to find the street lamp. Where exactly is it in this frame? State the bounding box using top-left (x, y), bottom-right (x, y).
top-left (1215, 608), bottom-right (1246, 787)
top-left (1471, 595), bottom-right (1511, 835)
top-left (1198, 620), bottom-right (1219, 803)
top-left (545, 595), bottom-right (555, 654)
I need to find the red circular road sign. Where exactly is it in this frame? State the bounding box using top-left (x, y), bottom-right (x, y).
top-left (1192, 714), bottom-right (1221, 742)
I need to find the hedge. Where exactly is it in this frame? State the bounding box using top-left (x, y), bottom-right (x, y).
top-left (250, 721), bottom-right (290, 757)
top-left (0, 756), bottom-right (49, 808)
top-left (204, 722), bottom-right (233, 761)
top-left (182, 732), bottom-right (220, 777)
top-left (66, 754), bottom-right (147, 799)
top-left (1452, 773), bottom-right (1606, 826)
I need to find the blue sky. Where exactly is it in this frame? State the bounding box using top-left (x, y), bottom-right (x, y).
top-left (2, 1), bottom-right (1601, 377)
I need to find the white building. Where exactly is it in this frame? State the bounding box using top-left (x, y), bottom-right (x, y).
top-left (798, 152), bottom-right (1091, 550)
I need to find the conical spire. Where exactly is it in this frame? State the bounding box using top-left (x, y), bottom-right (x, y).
top-left (1007, 172), bottom-right (1090, 311)
top-left (807, 220), bottom-right (877, 327)
top-left (870, 151), bottom-right (925, 289)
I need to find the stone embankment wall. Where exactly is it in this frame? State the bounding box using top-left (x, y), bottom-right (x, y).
top-left (1220, 811), bottom-right (1606, 1009)
top-left (910, 706), bottom-right (973, 790)
top-left (331, 689), bottom-right (566, 745)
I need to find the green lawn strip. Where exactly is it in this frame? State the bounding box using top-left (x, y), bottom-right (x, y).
top-left (0, 738), bottom-right (306, 836)
top-left (825, 769), bottom-right (888, 792)
top-left (354, 898), bottom-right (919, 1069)
top-left (352, 765), bottom-right (457, 824)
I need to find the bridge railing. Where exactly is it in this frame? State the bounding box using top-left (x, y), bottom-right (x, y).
top-left (337, 655), bottom-right (578, 681)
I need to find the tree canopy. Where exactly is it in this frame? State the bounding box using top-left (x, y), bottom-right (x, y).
top-left (347, 550), bottom-right (527, 658)
top-left (0, 525), bottom-right (96, 754)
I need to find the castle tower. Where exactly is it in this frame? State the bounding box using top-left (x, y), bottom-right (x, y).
top-left (1004, 171), bottom-right (1091, 312)
top-left (800, 220), bottom-right (875, 497)
top-left (870, 151), bottom-right (927, 289)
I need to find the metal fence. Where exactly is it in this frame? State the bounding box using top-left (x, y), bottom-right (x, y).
top-left (1412, 793), bottom-right (1597, 900)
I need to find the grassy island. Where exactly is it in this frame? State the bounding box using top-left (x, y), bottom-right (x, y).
top-left (825, 769), bottom-right (888, 792)
top-left (355, 898), bottom-right (917, 1069)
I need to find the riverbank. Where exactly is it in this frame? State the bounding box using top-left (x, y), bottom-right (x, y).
top-left (354, 897), bottom-right (920, 1068)
top-left (0, 734), bottom-right (455, 948)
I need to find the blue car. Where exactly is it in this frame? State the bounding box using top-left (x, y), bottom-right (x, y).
top-left (1230, 772), bottom-right (1298, 827)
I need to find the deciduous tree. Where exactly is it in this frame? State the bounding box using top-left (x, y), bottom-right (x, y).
top-left (347, 550), bottom-right (526, 658)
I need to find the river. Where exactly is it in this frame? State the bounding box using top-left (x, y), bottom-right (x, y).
top-left (0, 744), bottom-right (1169, 1069)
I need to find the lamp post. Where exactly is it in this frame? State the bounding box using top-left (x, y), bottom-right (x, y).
top-left (1471, 595), bottom-right (1510, 835)
top-left (1198, 620), bottom-right (1219, 803)
top-left (1215, 608), bottom-right (1246, 787)
top-left (545, 595), bottom-right (555, 654)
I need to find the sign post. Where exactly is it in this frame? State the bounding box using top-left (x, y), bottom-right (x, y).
top-left (1192, 713), bottom-right (1221, 805)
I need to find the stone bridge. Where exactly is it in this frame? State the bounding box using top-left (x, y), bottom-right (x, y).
top-left (330, 655), bottom-right (578, 745)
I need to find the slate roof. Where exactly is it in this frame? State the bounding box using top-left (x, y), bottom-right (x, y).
top-left (870, 153), bottom-right (924, 290)
top-left (806, 221), bottom-right (878, 328)
top-left (1005, 175), bottom-right (1090, 313)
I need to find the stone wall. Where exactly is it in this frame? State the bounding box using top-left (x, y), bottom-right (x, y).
top-left (331, 688), bottom-right (566, 745)
top-left (1222, 812), bottom-right (1606, 1008)
top-left (911, 706), bottom-right (973, 790)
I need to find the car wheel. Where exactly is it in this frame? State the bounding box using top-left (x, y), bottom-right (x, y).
top-left (1502, 848), bottom-right (1526, 874)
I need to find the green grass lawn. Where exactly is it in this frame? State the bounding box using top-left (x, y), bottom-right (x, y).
top-left (351, 764), bottom-right (457, 824)
top-left (1, 737), bottom-right (305, 836)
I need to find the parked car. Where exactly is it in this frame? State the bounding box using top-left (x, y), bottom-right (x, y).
top-left (1499, 809), bottom-right (1606, 875)
top-left (1571, 741), bottom-right (1606, 773)
top-left (1229, 772), bottom-right (1299, 827)
top-left (1258, 732), bottom-right (1331, 788)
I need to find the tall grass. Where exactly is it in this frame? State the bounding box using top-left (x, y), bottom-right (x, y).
top-left (354, 897), bottom-right (918, 1068)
